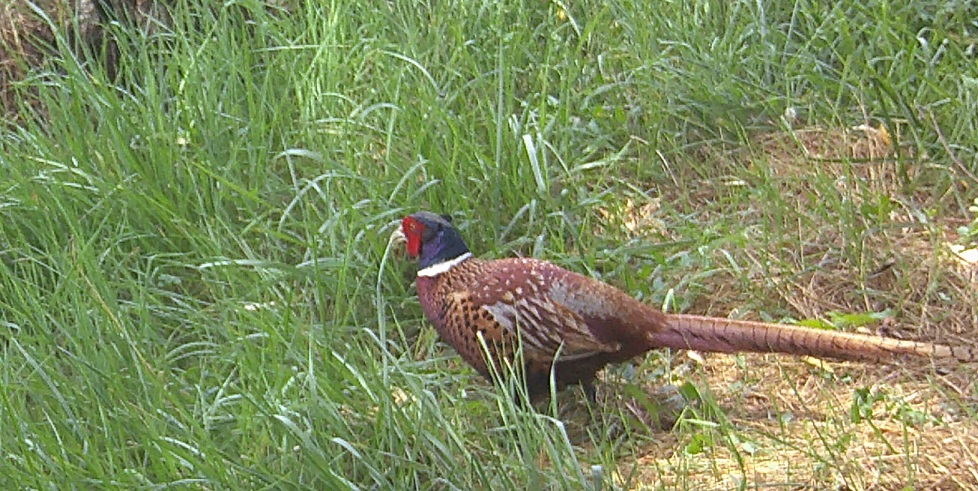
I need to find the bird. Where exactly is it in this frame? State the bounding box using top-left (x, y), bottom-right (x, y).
top-left (397, 211), bottom-right (977, 401)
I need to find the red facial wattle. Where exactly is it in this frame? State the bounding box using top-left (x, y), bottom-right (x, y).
top-left (402, 216), bottom-right (423, 257)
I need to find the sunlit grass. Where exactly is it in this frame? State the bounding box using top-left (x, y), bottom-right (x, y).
top-left (1, 0), bottom-right (976, 488)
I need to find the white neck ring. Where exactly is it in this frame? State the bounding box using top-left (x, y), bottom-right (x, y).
top-left (417, 252), bottom-right (473, 277)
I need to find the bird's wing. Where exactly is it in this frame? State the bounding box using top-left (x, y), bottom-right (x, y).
top-left (480, 292), bottom-right (620, 361)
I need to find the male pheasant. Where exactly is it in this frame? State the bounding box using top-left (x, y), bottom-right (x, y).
top-left (400, 211), bottom-right (977, 400)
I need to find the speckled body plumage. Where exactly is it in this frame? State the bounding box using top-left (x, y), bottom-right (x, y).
top-left (415, 255), bottom-right (666, 396)
top-left (400, 211), bottom-right (977, 400)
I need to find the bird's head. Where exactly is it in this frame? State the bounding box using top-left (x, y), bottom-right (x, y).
top-left (399, 211), bottom-right (471, 270)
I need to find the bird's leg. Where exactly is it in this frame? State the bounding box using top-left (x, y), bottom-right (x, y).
top-left (582, 381), bottom-right (598, 407)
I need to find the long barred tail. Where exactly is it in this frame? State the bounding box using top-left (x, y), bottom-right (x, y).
top-left (648, 314), bottom-right (978, 363)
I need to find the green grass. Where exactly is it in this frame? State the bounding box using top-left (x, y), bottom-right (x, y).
top-left (2, 0), bottom-right (978, 488)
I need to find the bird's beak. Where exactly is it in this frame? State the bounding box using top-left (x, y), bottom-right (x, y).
top-left (390, 226), bottom-right (407, 248)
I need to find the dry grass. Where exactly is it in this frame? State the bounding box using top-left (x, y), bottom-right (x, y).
top-left (597, 126), bottom-right (978, 490)
top-left (624, 355), bottom-right (977, 490)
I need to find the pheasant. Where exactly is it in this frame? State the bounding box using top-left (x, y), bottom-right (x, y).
top-left (398, 211), bottom-right (977, 400)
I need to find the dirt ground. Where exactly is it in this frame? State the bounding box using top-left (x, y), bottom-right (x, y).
top-left (610, 126), bottom-right (978, 490)
top-left (2, 1), bottom-right (89, 117)
top-left (0, 0), bottom-right (165, 120)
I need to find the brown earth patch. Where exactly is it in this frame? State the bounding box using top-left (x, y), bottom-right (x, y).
top-left (599, 124), bottom-right (978, 489)
top-left (0, 0), bottom-right (168, 121)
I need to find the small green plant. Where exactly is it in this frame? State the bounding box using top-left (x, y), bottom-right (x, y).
top-left (850, 386), bottom-right (887, 424)
top-left (957, 198), bottom-right (978, 245)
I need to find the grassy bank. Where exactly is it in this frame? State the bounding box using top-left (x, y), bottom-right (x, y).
top-left (1, 0), bottom-right (976, 488)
